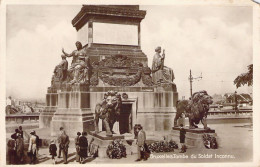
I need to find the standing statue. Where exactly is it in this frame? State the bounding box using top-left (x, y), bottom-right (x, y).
top-left (94, 91), bottom-right (122, 137)
top-left (152, 46), bottom-right (165, 84)
top-left (174, 91), bottom-right (213, 129)
top-left (62, 41), bottom-right (90, 84)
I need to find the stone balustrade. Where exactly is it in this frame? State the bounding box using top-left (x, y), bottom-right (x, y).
top-left (207, 109), bottom-right (252, 117)
top-left (6, 113), bottom-right (40, 125)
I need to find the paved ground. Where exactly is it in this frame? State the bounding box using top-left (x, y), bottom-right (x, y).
top-left (7, 122), bottom-right (252, 164)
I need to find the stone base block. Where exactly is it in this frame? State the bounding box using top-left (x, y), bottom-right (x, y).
top-left (39, 107), bottom-right (57, 128)
top-left (168, 127), bottom-right (218, 149)
top-left (51, 119), bottom-right (94, 137)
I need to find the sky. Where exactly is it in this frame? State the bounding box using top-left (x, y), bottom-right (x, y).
top-left (5, 4), bottom-right (253, 101)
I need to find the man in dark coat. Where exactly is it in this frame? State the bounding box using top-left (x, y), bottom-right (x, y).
top-left (11, 129), bottom-right (19, 140)
top-left (7, 138), bottom-right (16, 164)
top-left (18, 126), bottom-right (24, 139)
top-left (15, 133), bottom-right (24, 164)
top-left (78, 132), bottom-right (88, 164)
top-left (179, 124), bottom-right (187, 153)
top-left (75, 132), bottom-right (81, 162)
top-left (58, 130), bottom-right (70, 164)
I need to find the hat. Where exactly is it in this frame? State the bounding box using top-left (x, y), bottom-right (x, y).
top-left (30, 130), bottom-right (35, 135)
top-left (155, 46), bottom-right (161, 52)
top-left (50, 139), bottom-right (55, 143)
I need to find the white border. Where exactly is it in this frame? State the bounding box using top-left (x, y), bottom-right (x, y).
top-left (0, 0), bottom-right (259, 167)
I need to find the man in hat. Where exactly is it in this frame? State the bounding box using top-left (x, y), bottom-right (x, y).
top-left (18, 126), bottom-right (23, 139)
top-left (58, 129), bottom-right (70, 164)
top-left (75, 132), bottom-right (81, 162)
top-left (15, 133), bottom-right (24, 164)
top-left (57, 127), bottom-right (64, 158)
top-left (135, 125), bottom-right (147, 161)
top-left (152, 46), bottom-right (165, 84)
top-left (179, 124), bottom-right (187, 153)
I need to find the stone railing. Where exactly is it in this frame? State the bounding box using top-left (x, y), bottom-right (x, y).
top-left (207, 109), bottom-right (252, 117)
top-left (6, 113), bottom-right (40, 125)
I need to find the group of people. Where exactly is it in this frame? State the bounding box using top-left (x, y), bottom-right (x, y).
top-left (7, 126), bottom-right (25, 164)
top-left (7, 124), bottom-right (187, 164)
top-left (7, 126), bottom-right (40, 164)
top-left (49, 127), bottom-right (90, 164)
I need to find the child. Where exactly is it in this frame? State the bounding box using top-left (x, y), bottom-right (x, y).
top-left (179, 124), bottom-right (187, 153)
top-left (49, 139), bottom-right (57, 164)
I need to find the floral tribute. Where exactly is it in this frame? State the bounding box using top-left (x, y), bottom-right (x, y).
top-left (147, 140), bottom-right (178, 153)
top-left (202, 134), bottom-right (218, 149)
top-left (106, 139), bottom-right (127, 159)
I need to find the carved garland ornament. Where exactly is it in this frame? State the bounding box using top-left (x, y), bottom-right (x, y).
top-left (90, 55), bottom-right (153, 86)
top-left (99, 70), bottom-right (142, 86)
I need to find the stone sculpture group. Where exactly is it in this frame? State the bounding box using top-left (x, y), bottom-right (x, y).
top-left (94, 91), bottom-right (122, 137)
top-left (174, 90), bottom-right (213, 129)
top-left (51, 41), bottom-right (178, 135)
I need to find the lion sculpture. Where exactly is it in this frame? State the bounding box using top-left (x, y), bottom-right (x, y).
top-left (174, 90), bottom-right (213, 129)
top-left (94, 91), bottom-right (122, 137)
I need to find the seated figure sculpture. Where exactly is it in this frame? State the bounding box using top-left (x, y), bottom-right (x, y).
top-left (151, 46), bottom-right (175, 85)
top-left (62, 41), bottom-right (90, 84)
top-left (53, 54), bottom-right (68, 82)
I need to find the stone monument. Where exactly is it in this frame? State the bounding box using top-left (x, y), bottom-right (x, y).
top-left (170, 91), bottom-right (219, 148)
top-left (39, 5), bottom-right (178, 138)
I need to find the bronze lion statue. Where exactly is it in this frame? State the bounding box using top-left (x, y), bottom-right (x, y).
top-left (174, 90), bottom-right (213, 129)
top-left (94, 91), bottom-right (122, 137)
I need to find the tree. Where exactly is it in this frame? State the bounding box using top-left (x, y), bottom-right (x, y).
top-left (234, 64), bottom-right (253, 88)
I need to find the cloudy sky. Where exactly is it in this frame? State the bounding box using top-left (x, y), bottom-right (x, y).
top-left (6, 4), bottom-right (253, 101)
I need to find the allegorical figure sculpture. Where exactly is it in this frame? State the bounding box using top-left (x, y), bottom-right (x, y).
top-left (94, 91), bottom-right (122, 137)
top-left (152, 46), bottom-right (165, 84)
top-left (62, 41), bottom-right (90, 84)
top-left (53, 54), bottom-right (68, 82)
top-left (174, 91), bottom-right (213, 129)
top-left (151, 46), bottom-right (175, 86)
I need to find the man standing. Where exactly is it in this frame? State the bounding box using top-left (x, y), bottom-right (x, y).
top-left (57, 127), bottom-right (64, 158)
top-left (28, 131), bottom-right (37, 164)
top-left (15, 133), bottom-right (24, 164)
top-left (136, 125), bottom-right (146, 161)
top-left (78, 132), bottom-right (88, 164)
top-left (179, 124), bottom-right (187, 153)
top-left (58, 129), bottom-right (70, 164)
top-left (34, 131), bottom-right (40, 156)
top-left (18, 126), bottom-right (23, 139)
top-left (75, 132), bottom-right (81, 162)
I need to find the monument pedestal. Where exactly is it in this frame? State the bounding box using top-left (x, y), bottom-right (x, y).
top-left (169, 127), bottom-right (218, 148)
top-left (88, 131), bottom-right (132, 158)
top-left (39, 87), bottom-right (58, 128)
top-left (50, 84), bottom-right (95, 137)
